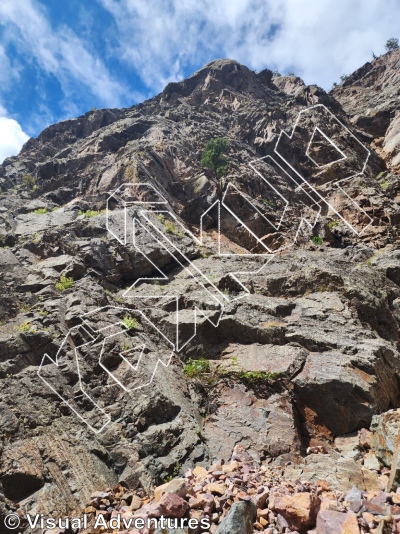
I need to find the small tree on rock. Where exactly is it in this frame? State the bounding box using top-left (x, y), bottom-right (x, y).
top-left (385, 38), bottom-right (399, 51)
top-left (200, 138), bottom-right (229, 177)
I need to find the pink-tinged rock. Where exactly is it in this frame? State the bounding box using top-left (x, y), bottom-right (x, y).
top-left (363, 451), bottom-right (380, 470)
top-left (95, 510), bottom-right (109, 519)
top-left (90, 490), bottom-right (111, 500)
top-left (129, 495), bottom-right (142, 511)
top-left (359, 428), bottom-right (372, 449)
top-left (231, 444), bottom-right (254, 464)
top-left (193, 466), bottom-right (208, 478)
top-left (206, 483), bottom-right (226, 495)
top-left (251, 488), bottom-right (269, 508)
top-left (193, 492), bottom-right (215, 514)
top-left (362, 500), bottom-right (390, 516)
top-left (148, 491), bottom-right (189, 518)
top-left (222, 461), bottom-right (239, 474)
top-left (270, 492), bottom-right (320, 532)
top-left (153, 482), bottom-right (169, 502)
top-left (189, 497), bottom-right (203, 509)
top-left (316, 510), bottom-right (360, 533)
top-left (185, 468), bottom-right (193, 479)
top-left (161, 477), bottom-right (193, 499)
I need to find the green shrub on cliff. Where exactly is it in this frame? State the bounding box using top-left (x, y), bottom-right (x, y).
top-left (184, 358), bottom-right (210, 377)
top-left (200, 138), bottom-right (229, 177)
top-left (55, 275), bottom-right (74, 291)
top-left (385, 37), bottom-right (399, 51)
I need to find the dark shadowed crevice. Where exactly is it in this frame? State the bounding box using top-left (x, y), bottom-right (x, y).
top-left (2, 473), bottom-right (44, 502)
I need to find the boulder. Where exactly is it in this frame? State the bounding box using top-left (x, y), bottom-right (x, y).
top-left (148, 492), bottom-right (189, 519)
top-left (204, 386), bottom-right (301, 462)
top-left (215, 500), bottom-right (256, 534)
top-left (315, 509), bottom-right (360, 534)
top-left (334, 434), bottom-right (361, 460)
top-left (370, 409), bottom-right (400, 483)
top-left (284, 453), bottom-right (380, 491)
top-left (363, 451), bottom-right (380, 471)
top-left (292, 341), bottom-right (400, 437)
top-left (154, 478), bottom-right (190, 502)
top-left (270, 491), bottom-right (320, 532)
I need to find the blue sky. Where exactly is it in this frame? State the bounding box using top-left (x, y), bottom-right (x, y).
top-left (0, 0), bottom-right (399, 163)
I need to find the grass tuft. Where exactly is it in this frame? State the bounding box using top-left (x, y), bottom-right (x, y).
top-left (122, 316), bottom-right (139, 331)
top-left (184, 358), bottom-right (210, 378)
top-left (55, 275), bottom-right (74, 291)
top-left (311, 236), bottom-right (323, 246)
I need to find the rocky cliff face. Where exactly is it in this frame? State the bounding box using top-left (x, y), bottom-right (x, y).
top-left (0, 56), bottom-right (400, 529)
top-left (332, 48), bottom-right (400, 171)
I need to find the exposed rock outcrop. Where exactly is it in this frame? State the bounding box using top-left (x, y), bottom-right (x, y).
top-left (0, 54), bottom-right (399, 532)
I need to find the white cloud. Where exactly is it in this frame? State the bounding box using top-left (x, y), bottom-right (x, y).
top-left (0, 44), bottom-right (18, 87)
top-left (0, 0), bottom-right (130, 108)
top-left (1, 0), bottom-right (398, 148)
top-left (100, 0), bottom-right (400, 91)
top-left (0, 115), bottom-right (29, 163)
